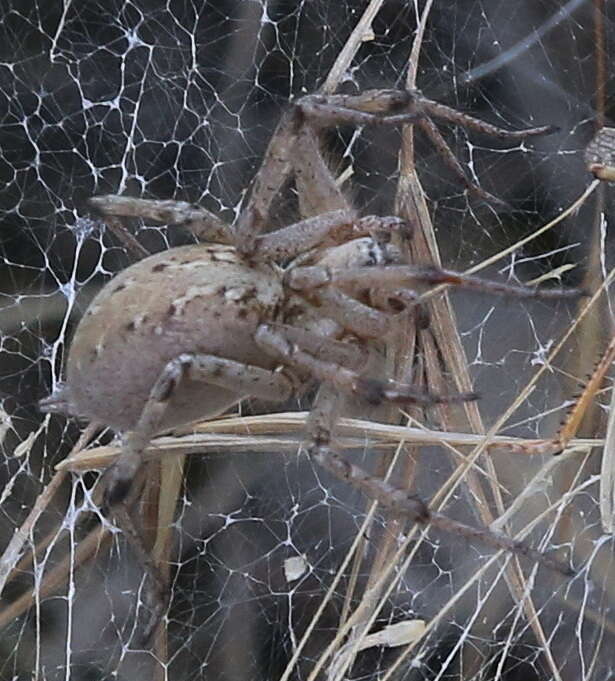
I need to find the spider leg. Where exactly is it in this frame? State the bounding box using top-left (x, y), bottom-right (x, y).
top-left (89, 195), bottom-right (231, 244)
top-left (287, 264), bottom-right (584, 300)
top-left (104, 354), bottom-right (294, 508)
top-left (236, 103), bottom-right (385, 254)
top-left (112, 504), bottom-right (170, 644)
top-left (255, 211), bottom-right (409, 262)
top-left (416, 117), bottom-right (507, 206)
top-left (297, 97), bottom-right (421, 128)
top-left (244, 102), bottom-right (411, 262)
top-left (310, 441), bottom-right (573, 576)
top-left (306, 385), bottom-right (573, 576)
top-left (235, 111), bottom-right (298, 252)
top-left (293, 122), bottom-right (353, 216)
top-left (101, 353), bottom-right (296, 642)
top-left (310, 287), bottom-right (428, 338)
top-left (255, 324), bottom-right (478, 406)
top-left (297, 89), bottom-right (556, 207)
top-left (299, 89), bottom-right (557, 140)
top-left (237, 88), bottom-right (426, 250)
top-left (416, 95), bottom-right (558, 140)
top-left (312, 288), bottom-right (393, 337)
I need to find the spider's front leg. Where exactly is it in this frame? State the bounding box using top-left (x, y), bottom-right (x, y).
top-left (236, 90), bottom-right (414, 255)
top-left (296, 88), bottom-right (557, 206)
top-left (255, 324), bottom-right (479, 409)
top-left (253, 211), bottom-right (411, 263)
top-left (281, 257), bottom-right (582, 349)
top-left (287, 262), bottom-right (585, 301)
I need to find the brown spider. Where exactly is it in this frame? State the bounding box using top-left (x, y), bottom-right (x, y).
top-left (41, 88), bottom-right (575, 639)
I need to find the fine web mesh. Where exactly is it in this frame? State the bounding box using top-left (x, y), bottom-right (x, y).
top-left (0, 2), bottom-right (613, 680)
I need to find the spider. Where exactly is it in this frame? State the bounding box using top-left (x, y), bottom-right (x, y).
top-left (41, 88), bottom-right (576, 639)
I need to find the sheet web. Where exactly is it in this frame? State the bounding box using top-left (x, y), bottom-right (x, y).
top-left (0, 1), bottom-right (613, 679)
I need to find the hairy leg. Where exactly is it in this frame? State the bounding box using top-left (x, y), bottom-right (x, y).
top-left (305, 383), bottom-right (572, 576)
top-left (311, 287), bottom-right (399, 338)
top-left (293, 122), bottom-right (352, 217)
top-left (254, 211), bottom-right (409, 262)
top-left (234, 111), bottom-right (299, 252)
top-left (89, 195), bottom-right (231, 244)
top-left (287, 263), bottom-right (584, 300)
top-left (112, 504), bottom-right (170, 644)
top-left (415, 93), bottom-right (557, 140)
top-left (101, 353), bottom-right (296, 642)
top-left (255, 323), bottom-right (478, 406)
top-left (105, 353), bottom-right (294, 508)
top-left (416, 116), bottom-right (505, 206)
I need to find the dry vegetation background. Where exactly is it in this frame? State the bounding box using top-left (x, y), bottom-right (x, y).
top-left (0, 1), bottom-right (614, 680)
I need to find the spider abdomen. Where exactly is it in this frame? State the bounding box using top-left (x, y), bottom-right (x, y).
top-left (66, 244), bottom-right (284, 431)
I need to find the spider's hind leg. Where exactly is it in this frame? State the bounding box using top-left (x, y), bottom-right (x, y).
top-left (102, 353), bottom-right (297, 642)
top-left (305, 385), bottom-right (573, 577)
top-left (104, 353), bottom-right (295, 508)
top-left (112, 503), bottom-right (171, 645)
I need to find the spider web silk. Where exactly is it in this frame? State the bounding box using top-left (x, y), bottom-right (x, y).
top-left (0, 2), bottom-right (613, 680)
